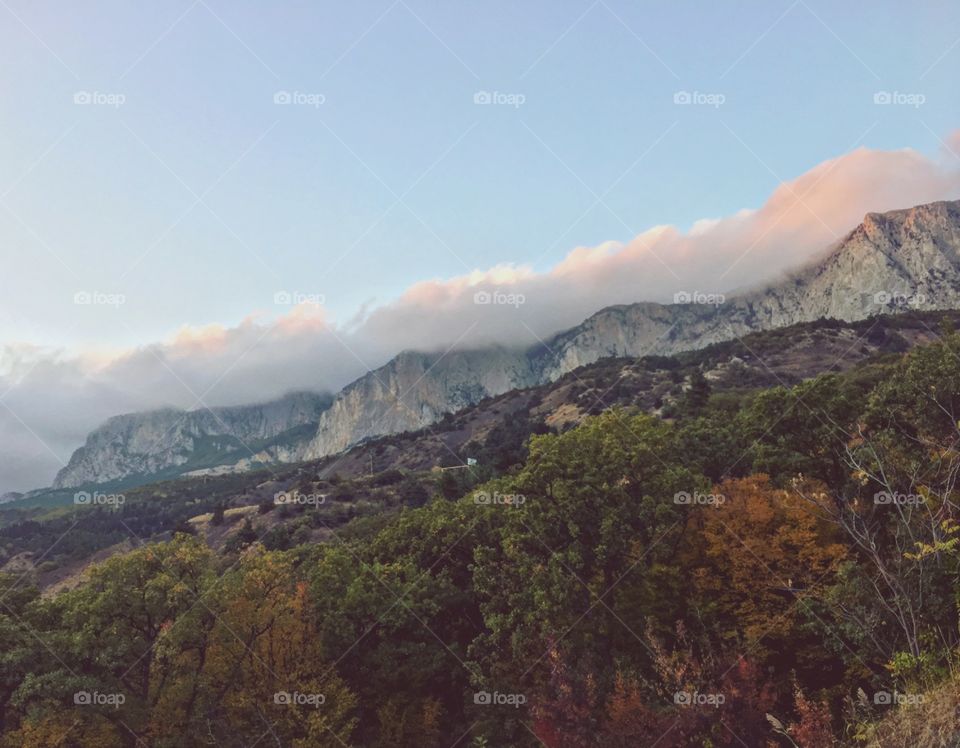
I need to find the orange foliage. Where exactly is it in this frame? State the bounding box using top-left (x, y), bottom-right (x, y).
top-left (694, 475), bottom-right (847, 646)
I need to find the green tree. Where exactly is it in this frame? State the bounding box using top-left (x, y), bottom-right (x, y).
top-left (468, 411), bottom-right (704, 742)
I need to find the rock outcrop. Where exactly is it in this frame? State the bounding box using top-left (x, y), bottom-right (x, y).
top-left (304, 199), bottom-right (960, 458)
top-left (53, 392), bottom-right (331, 488)
top-left (60, 199), bottom-right (960, 485)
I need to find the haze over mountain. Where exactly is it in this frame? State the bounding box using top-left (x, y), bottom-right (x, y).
top-left (53, 198), bottom-right (960, 488)
top-left (302, 198), bottom-right (960, 459)
top-left (1, 135), bottom-right (959, 492)
top-left (52, 392), bottom-right (331, 489)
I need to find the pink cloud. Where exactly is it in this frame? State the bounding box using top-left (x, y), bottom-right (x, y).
top-left (2, 132), bottom-right (959, 490)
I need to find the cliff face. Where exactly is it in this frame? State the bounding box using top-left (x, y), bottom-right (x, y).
top-left (60, 199), bottom-right (960, 485)
top-left (304, 200), bottom-right (960, 459)
top-left (52, 392), bottom-right (331, 488)
top-left (302, 348), bottom-right (539, 460)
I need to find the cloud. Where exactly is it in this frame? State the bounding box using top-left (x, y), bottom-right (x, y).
top-left (356, 140), bottom-right (960, 351)
top-left (2, 135), bottom-right (959, 492)
top-left (0, 306), bottom-right (372, 492)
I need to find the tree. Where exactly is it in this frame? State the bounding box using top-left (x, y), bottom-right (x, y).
top-left (469, 411), bottom-right (703, 741)
top-left (149, 548), bottom-right (358, 746)
top-left (805, 332), bottom-right (960, 671)
top-left (683, 370), bottom-right (712, 414)
top-left (692, 475), bottom-right (847, 654)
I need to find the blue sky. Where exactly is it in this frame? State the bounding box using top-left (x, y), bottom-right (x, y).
top-left (1, 0), bottom-right (958, 350)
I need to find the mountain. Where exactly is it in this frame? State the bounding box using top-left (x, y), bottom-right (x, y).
top-left (299, 310), bottom-right (955, 481)
top-left (58, 198), bottom-right (960, 487)
top-left (11, 310), bottom-right (953, 576)
top-left (52, 392), bottom-right (332, 489)
top-left (302, 347), bottom-right (540, 460)
top-left (303, 199), bottom-right (960, 459)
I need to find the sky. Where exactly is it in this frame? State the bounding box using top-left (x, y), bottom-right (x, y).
top-left (1, 0), bottom-right (959, 491)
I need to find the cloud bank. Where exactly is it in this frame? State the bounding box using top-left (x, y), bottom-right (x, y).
top-left (2, 137), bottom-right (959, 492)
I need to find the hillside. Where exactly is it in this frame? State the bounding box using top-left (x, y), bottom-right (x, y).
top-left (52, 391), bottom-right (332, 489)
top-left (55, 200), bottom-right (960, 488)
top-left (6, 309), bottom-right (957, 593)
top-left (5, 312), bottom-right (960, 745)
top-left (303, 199), bottom-right (960, 459)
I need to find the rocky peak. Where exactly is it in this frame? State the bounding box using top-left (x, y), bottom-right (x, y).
top-left (53, 391), bottom-right (332, 489)
top-left (303, 198), bottom-right (960, 460)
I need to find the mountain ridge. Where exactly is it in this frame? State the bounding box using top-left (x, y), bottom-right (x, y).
top-left (55, 198), bottom-right (960, 487)
top-left (302, 198), bottom-right (960, 459)
top-left (53, 391), bottom-right (333, 489)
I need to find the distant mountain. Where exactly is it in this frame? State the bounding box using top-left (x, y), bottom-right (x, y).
top-left (53, 392), bottom-right (332, 489)
top-left (59, 198), bottom-right (960, 487)
top-left (298, 310), bottom-right (957, 482)
top-left (303, 347), bottom-right (541, 460)
top-left (303, 199), bottom-right (960, 459)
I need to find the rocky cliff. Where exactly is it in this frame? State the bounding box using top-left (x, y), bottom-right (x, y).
top-left (302, 347), bottom-right (539, 459)
top-left (60, 199), bottom-right (960, 485)
top-left (304, 199), bottom-right (960, 458)
top-left (53, 391), bottom-right (332, 488)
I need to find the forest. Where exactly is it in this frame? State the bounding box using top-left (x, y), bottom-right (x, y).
top-left (2, 324), bottom-right (959, 746)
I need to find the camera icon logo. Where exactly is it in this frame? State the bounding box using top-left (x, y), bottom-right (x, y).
top-left (473, 90), bottom-right (492, 105)
top-left (73, 91), bottom-right (92, 105)
top-left (873, 91), bottom-right (892, 105)
top-left (474, 691), bottom-right (492, 705)
top-left (74, 491), bottom-right (92, 505)
top-left (473, 290), bottom-right (492, 305)
top-left (873, 291), bottom-right (891, 304)
top-left (673, 91), bottom-right (692, 105)
top-left (274, 90), bottom-right (292, 105)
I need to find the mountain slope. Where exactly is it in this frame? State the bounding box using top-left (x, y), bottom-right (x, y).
top-left (56, 199), bottom-right (960, 486)
top-left (302, 347), bottom-right (540, 460)
top-left (302, 311), bottom-right (953, 481)
top-left (53, 392), bottom-right (332, 489)
top-left (304, 199), bottom-right (960, 459)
